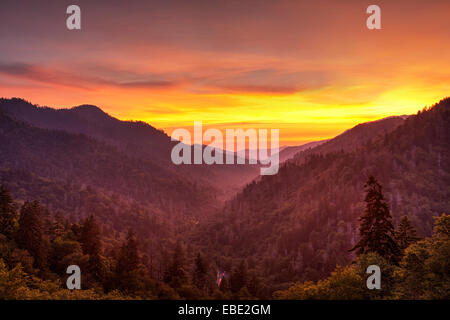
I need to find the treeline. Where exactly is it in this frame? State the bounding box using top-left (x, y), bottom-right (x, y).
top-left (0, 185), bottom-right (263, 299)
top-left (274, 176), bottom-right (449, 299)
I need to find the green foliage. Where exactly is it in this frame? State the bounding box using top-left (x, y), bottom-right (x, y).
top-left (0, 188), bottom-right (163, 299)
top-left (274, 265), bottom-right (365, 300)
top-left (355, 252), bottom-right (397, 299)
top-left (275, 214), bottom-right (450, 300)
top-left (393, 214), bottom-right (450, 299)
top-left (0, 259), bottom-right (129, 300)
top-left (48, 237), bottom-right (83, 275)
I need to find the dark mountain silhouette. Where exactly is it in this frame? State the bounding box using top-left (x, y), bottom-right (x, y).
top-left (0, 98), bottom-right (260, 199)
top-left (192, 98), bottom-right (449, 291)
top-left (0, 98), bottom-right (179, 163)
top-left (291, 115), bottom-right (407, 164)
top-left (0, 108), bottom-right (220, 235)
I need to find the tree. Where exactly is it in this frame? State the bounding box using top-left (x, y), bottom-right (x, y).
top-left (80, 215), bottom-right (103, 282)
top-left (231, 260), bottom-right (248, 293)
top-left (433, 213), bottom-right (450, 239)
top-left (396, 215), bottom-right (420, 252)
top-left (16, 201), bottom-right (45, 269)
top-left (117, 230), bottom-right (139, 273)
top-left (48, 212), bottom-right (66, 241)
top-left (424, 214), bottom-right (450, 299)
top-left (0, 186), bottom-right (17, 239)
top-left (393, 240), bottom-right (430, 299)
top-left (164, 240), bottom-right (188, 288)
top-left (247, 272), bottom-right (261, 297)
top-left (48, 237), bottom-right (83, 275)
top-left (273, 266), bottom-right (365, 300)
top-left (393, 214), bottom-right (450, 299)
top-left (350, 176), bottom-right (401, 264)
top-left (79, 215), bottom-right (101, 257)
top-left (0, 259), bottom-right (30, 299)
top-left (192, 252), bottom-right (209, 293)
top-left (356, 252), bottom-right (397, 299)
top-left (115, 229), bottom-right (141, 293)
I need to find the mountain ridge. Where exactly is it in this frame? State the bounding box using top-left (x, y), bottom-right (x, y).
top-left (0, 98), bottom-right (262, 199)
top-left (191, 98), bottom-right (450, 291)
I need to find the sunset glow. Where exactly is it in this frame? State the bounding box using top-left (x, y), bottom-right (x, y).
top-left (1, 0), bottom-right (449, 145)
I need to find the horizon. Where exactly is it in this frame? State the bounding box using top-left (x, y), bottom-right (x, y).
top-left (1, 95), bottom-right (429, 149)
top-left (1, 0), bottom-right (449, 145)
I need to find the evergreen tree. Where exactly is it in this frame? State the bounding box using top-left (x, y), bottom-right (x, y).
top-left (115, 229), bottom-right (141, 293)
top-left (396, 215), bottom-right (420, 252)
top-left (48, 211), bottom-right (66, 241)
top-left (350, 176), bottom-right (401, 264)
top-left (164, 240), bottom-right (188, 288)
top-left (16, 201), bottom-right (45, 269)
top-left (247, 272), bottom-right (261, 297)
top-left (80, 215), bottom-right (101, 256)
top-left (192, 252), bottom-right (209, 293)
top-left (0, 185), bottom-right (17, 239)
top-left (393, 214), bottom-right (450, 299)
top-left (80, 215), bottom-right (103, 282)
top-left (231, 260), bottom-right (248, 293)
top-left (117, 229), bottom-right (140, 273)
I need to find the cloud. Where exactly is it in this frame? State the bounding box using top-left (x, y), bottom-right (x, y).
top-left (0, 62), bottom-right (180, 90)
top-left (208, 84), bottom-right (298, 94)
top-left (0, 62), bottom-right (89, 88)
top-left (0, 61), bottom-right (332, 95)
top-left (118, 80), bottom-right (177, 88)
top-left (144, 106), bottom-right (182, 115)
top-left (199, 68), bottom-right (330, 94)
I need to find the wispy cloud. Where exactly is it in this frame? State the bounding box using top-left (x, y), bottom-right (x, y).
top-left (0, 62), bottom-right (181, 90)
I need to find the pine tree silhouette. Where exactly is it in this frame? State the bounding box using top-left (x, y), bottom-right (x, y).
top-left (16, 201), bottom-right (45, 269)
top-left (0, 185), bottom-right (17, 239)
top-left (350, 176), bottom-right (401, 264)
top-left (396, 215), bottom-right (420, 252)
top-left (193, 252), bottom-right (209, 292)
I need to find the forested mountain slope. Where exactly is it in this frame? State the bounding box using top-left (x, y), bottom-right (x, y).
top-left (290, 115), bottom-right (407, 164)
top-left (0, 98), bottom-right (260, 199)
top-left (0, 110), bottom-right (217, 227)
top-left (193, 98), bottom-right (450, 292)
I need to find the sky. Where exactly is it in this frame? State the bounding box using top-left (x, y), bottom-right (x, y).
top-left (0, 0), bottom-right (449, 145)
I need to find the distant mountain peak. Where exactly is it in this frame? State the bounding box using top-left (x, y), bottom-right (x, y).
top-left (72, 104), bottom-right (103, 111)
top-left (70, 104), bottom-right (112, 120)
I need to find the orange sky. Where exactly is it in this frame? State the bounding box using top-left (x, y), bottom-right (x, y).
top-left (0, 0), bottom-right (449, 145)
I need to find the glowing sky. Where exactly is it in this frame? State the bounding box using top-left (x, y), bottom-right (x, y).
top-left (0, 0), bottom-right (449, 145)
